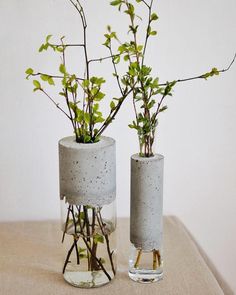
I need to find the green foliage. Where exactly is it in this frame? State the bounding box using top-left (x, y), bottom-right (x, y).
top-left (25, 68), bottom-right (34, 80)
top-left (26, 0), bottom-right (228, 148)
top-left (93, 233), bottom-right (104, 244)
top-left (202, 67), bottom-right (220, 79)
top-left (108, 0), bottom-right (224, 157)
top-left (26, 39), bottom-right (112, 143)
top-left (25, 2), bottom-right (129, 144)
top-left (33, 80), bottom-right (42, 92)
top-left (38, 34), bottom-right (65, 53)
top-left (78, 247), bottom-right (87, 259)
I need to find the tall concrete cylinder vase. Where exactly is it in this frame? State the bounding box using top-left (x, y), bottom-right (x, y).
top-left (59, 136), bottom-right (117, 288)
top-left (129, 154), bottom-right (164, 283)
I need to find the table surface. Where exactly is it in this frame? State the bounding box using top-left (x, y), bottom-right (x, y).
top-left (0, 217), bottom-right (225, 295)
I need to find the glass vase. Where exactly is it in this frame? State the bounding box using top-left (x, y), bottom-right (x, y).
top-left (59, 136), bottom-right (117, 288)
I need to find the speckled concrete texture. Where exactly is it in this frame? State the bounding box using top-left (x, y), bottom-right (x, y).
top-left (130, 154), bottom-right (164, 251)
top-left (59, 136), bottom-right (116, 207)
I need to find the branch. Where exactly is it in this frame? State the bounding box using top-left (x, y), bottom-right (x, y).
top-left (140, 0), bottom-right (150, 8)
top-left (88, 54), bottom-right (120, 64)
top-left (142, 0), bottom-right (154, 66)
top-left (152, 93), bottom-right (166, 122)
top-left (60, 37), bottom-right (78, 138)
top-left (50, 43), bottom-right (85, 48)
top-left (109, 45), bottom-right (124, 96)
top-left (31, 72), bottom-right (84, 81)
top-left (40, 89), bottom-right (72, 120)
top-left (159, 53), bottom-right (236, 86)
top-left (96, 86), bottom-right (135, 137)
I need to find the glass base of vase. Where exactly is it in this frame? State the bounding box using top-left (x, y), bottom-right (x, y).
top-left (128, 269), bottom-right (163, 284)
top-left (64, 270), bottom-right (114, 288)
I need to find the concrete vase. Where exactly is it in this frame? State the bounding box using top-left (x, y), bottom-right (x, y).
top-left (129, 153), bottom-right (164, 283)
top-left (58, 136), bottom-right (117, 288)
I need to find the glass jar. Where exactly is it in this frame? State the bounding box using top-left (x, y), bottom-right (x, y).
top-left (61, 200), bottom-right (116, 288)
top-left (59, 136), bottom-right (117, 288)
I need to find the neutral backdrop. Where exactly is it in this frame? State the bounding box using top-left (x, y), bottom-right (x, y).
top-left (0, 0), bottom-right (235, 292)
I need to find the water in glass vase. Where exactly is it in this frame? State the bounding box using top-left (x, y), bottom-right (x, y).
top-left (61, 204), bottom-right (116, 288)
top-left (129, 244), bottom-right (163, 283)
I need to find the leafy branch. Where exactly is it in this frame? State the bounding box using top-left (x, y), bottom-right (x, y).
top-left (26, 0), bottom-right (132, 143)
top-left (110, 0), bottom-right (235, 157)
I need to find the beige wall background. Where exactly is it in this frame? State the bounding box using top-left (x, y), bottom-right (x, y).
top-left (0, 0), bottom-right (235, 292)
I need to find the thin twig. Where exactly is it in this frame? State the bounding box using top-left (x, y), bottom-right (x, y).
top-left (62, 205), bottom-right (72, 243)
top-left (51, 43), bottom-right (85, 47)
top-left (95, 87), bottom-right (133, 137)
top-left (142, 0), bottom-right (154, 66)
top-left (88, 54), bottom-right (121, 64)
top-left (159, 53), bottom-right (236, 86)
top-left (40, 89), bottom-right (72, 120)
top-left (71, 206), bottom-right (80, 265)
top-left (97, 209), bottom-right (116, 275)
top-left (108, 44), bottom-right (124, 96)
top-left (153, 250), bottom-right (157, 270)
top-left (82, 237), bottom-right (112, 281)
top-left (140, 0), bottom-right (150, 9)
top-left (62, 242), bottom-right (75, 274)
top-left (61, 37), bottom-right (78, 139)
top-left (31, 72), bottom-right (84, 81)
top-left (134, 249), bottom-right (142, 268)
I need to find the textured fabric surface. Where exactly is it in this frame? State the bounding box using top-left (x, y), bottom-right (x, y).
top-left (0, 217), bottom-right (224, 295)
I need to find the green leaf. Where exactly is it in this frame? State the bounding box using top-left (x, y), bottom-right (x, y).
top-left (147, 100), bottom-right (156, 109)
top-left (150, 31), bottom-right (157, 36)
top-left (59, 92), bottom-right (66, 97)
top-left (78, 212), bottom-right (85, 220)
top-left (151, 13), bottom-right (159, 21)
top-left (94, 233), bottom-right (104, 244)
top-left (39, 44), bottom-right (45, 52)
top-left (25, 68), bottom-right (33, 75)
top-left (94, 116), bottom-right (105, 123)
top-left (46, 34), bottom-right (52, 43)
top-left (38, 43), bottom-right (49, 52)
top-left (90, 77), bottom-right (106, 85)
top-left (159, 105), bottom-right (168, 113)
top-left (59, 64), bottom-right (66, 74)
top-left (124, 55), bottom-right (129, 61)
top-left (128, 124), bottom-right (138, 130)
top-left (33, 80), bottom-right (41, 89)
top-left (84, 113), bottom-right (90, 124)
top-left (79, 253), bottom-right (87, 259)
top-left (56, 46), bottom-right (64, 53)
top-left (84, 135), bottom-right (92, 143)
top-left (79, 247), bottom-right (86, 253)
top-left (137, 45), bottom-right (143, 52)
top-left (94, 92), bottom-right (105, 101)
top-left (40, 74), bottom-right (49, 81)
top-left (110, 0), bottom-right (122, 6)
top-left (82, 79), bottom-right (89, 88)
top-left (48, 77), bottom-right (55, 85)
top-left (110, 101), bottom-right (116, 110)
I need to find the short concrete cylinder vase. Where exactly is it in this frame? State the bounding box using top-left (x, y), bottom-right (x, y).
top-left (129, 153), bottom-right (164, 283)
top-left (59, 136), bottom-right (117, 288)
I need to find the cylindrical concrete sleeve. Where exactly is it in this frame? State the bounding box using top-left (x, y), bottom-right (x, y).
top-left (130, 154), bottom-right (164, 251)
top-left (59, 136), bottom-right (116, 207)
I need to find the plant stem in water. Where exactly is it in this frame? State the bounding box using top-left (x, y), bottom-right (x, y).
top-left (153, 250), bottom-right (157, 270)
top-left (97, 209), bottom-right (116, 275)
top-left (134, 249), bottom-right (142, 269)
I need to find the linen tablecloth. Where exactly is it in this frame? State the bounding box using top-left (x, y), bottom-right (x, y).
top-left (0, 217), bottom-right (226, 294)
